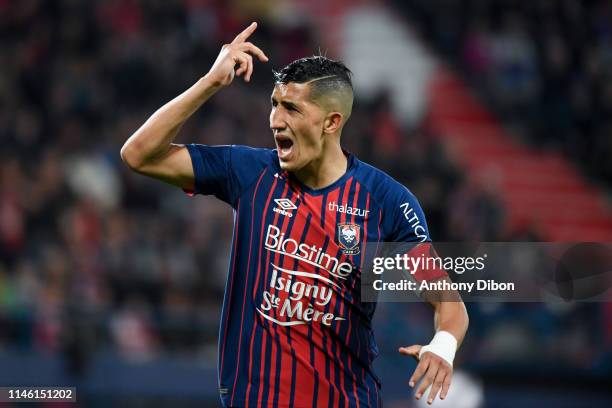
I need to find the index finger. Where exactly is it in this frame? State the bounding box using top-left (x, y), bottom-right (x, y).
top-left (232, 22), bottom-right (258, 44)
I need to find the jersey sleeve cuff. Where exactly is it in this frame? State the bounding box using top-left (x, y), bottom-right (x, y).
top-left (184, 143), bottom-right (204, 196)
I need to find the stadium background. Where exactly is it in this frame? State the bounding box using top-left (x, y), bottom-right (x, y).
top-left (0, 0), bottom-right (610, 406)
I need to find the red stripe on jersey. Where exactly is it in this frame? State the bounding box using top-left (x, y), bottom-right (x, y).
top-left (304, 193), bottom-right (332, 408)
top-left (291, 192), bottom-right (320, 408)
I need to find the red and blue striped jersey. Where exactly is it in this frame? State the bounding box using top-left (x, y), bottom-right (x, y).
top-left (185, 144), bottom-right (446, 408)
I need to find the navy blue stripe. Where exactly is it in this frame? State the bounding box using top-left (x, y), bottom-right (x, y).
top-left (242, 174), bottom-right (276, 404)
top-left (363, 201), bottom-right (383, 407)
top-left (250, 178), bottom-right (287, 405)
top-left (227, 169), bottom-right (268, 405)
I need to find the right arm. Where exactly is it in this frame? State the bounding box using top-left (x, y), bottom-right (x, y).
top-left (120, 22), bottom-right (268, 191)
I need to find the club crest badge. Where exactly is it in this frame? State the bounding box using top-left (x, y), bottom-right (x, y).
top-left (337, 223), bottom-right (361, 255)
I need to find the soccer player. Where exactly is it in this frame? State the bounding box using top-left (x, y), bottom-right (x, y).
top-left (121, 22), bottom-right (468, 407)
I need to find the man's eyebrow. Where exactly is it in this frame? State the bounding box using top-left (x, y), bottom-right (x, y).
top-left (271, 97), bottom-right (301, 109)
top-left (282, 100), bottom-right (299, 109)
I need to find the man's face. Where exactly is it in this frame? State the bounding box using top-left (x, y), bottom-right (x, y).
top-left (270, 82), bottom-right (326, 172)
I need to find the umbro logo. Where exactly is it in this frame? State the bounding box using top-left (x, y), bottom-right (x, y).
top-left (274, 198), bottom-right (297, 210)
top-left (273, 198), bottom-right (297, 217)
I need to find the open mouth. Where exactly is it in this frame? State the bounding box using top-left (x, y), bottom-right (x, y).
top-left (275, 135), bottom-right (294, 160)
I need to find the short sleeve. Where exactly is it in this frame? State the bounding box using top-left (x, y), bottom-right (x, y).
top-left (386, 185), bottom-right (431, 243)
top-left (382, 183), bottom-right (447, 282)
top-left (185, 144), bottom-right (272, 207)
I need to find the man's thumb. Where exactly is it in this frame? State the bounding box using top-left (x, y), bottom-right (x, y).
top-left (398, 345), bottom-right (422, 357)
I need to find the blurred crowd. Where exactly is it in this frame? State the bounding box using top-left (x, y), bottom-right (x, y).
top-left (0, 0), bottom-right (609, 385)
top-left (395, 0), bottom-right (612, 187)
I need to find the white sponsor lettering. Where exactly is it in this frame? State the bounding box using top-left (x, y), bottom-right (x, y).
top-left (259, 225), bottom-right (353, 327)
top-left (400, 202), bottom-right (428, 242)
top-left (273, 207), bottom-right (293, 217)
top-left (268, 266), bottom-right (334, 306)
top-left (264, 225), bottom-right (354, 278)
top-left (328, 201), bottom-right (369, 217)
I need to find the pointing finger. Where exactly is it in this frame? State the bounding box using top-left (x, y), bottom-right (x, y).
top-left (232, 22), bottom-right (258, 44)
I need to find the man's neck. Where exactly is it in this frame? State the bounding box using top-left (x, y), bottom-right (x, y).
top-left (293, 144), bottom-right (348, 190)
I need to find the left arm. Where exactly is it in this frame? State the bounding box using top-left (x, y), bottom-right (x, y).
top-left (385, 187), bottom-right (469, 404)
top-left (399, 282), bottom-right (469, 404)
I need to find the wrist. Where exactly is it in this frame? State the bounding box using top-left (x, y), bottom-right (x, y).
top-left (201, 73), bottom-right (226, 90)
top-left (419, 331), bottom-right (457, 367)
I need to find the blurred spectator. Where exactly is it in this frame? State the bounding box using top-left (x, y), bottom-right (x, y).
top-left (395, 0), bottom-right (612, 185)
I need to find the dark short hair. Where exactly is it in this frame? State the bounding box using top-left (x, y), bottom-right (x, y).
top-left (273, 56), bottom-right (353, 108)
top-left (273, 56), bottom-right (353, 88)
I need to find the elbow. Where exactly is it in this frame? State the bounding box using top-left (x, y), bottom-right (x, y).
top-left (120, 141), bottom-right (145, 172)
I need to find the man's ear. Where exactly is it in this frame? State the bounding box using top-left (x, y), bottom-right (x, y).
top-left (323, 112), bottom-right (343, 134)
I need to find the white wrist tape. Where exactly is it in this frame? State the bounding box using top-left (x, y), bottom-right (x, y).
top-left (419, 331), bottom-right (457, 367)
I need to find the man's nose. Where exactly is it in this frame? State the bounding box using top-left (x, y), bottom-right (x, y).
top-left (269, 109), bottom-right (286, 131)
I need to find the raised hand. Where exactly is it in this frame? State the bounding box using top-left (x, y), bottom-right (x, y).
top-left (207, 22), bottom-right (269, 87)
